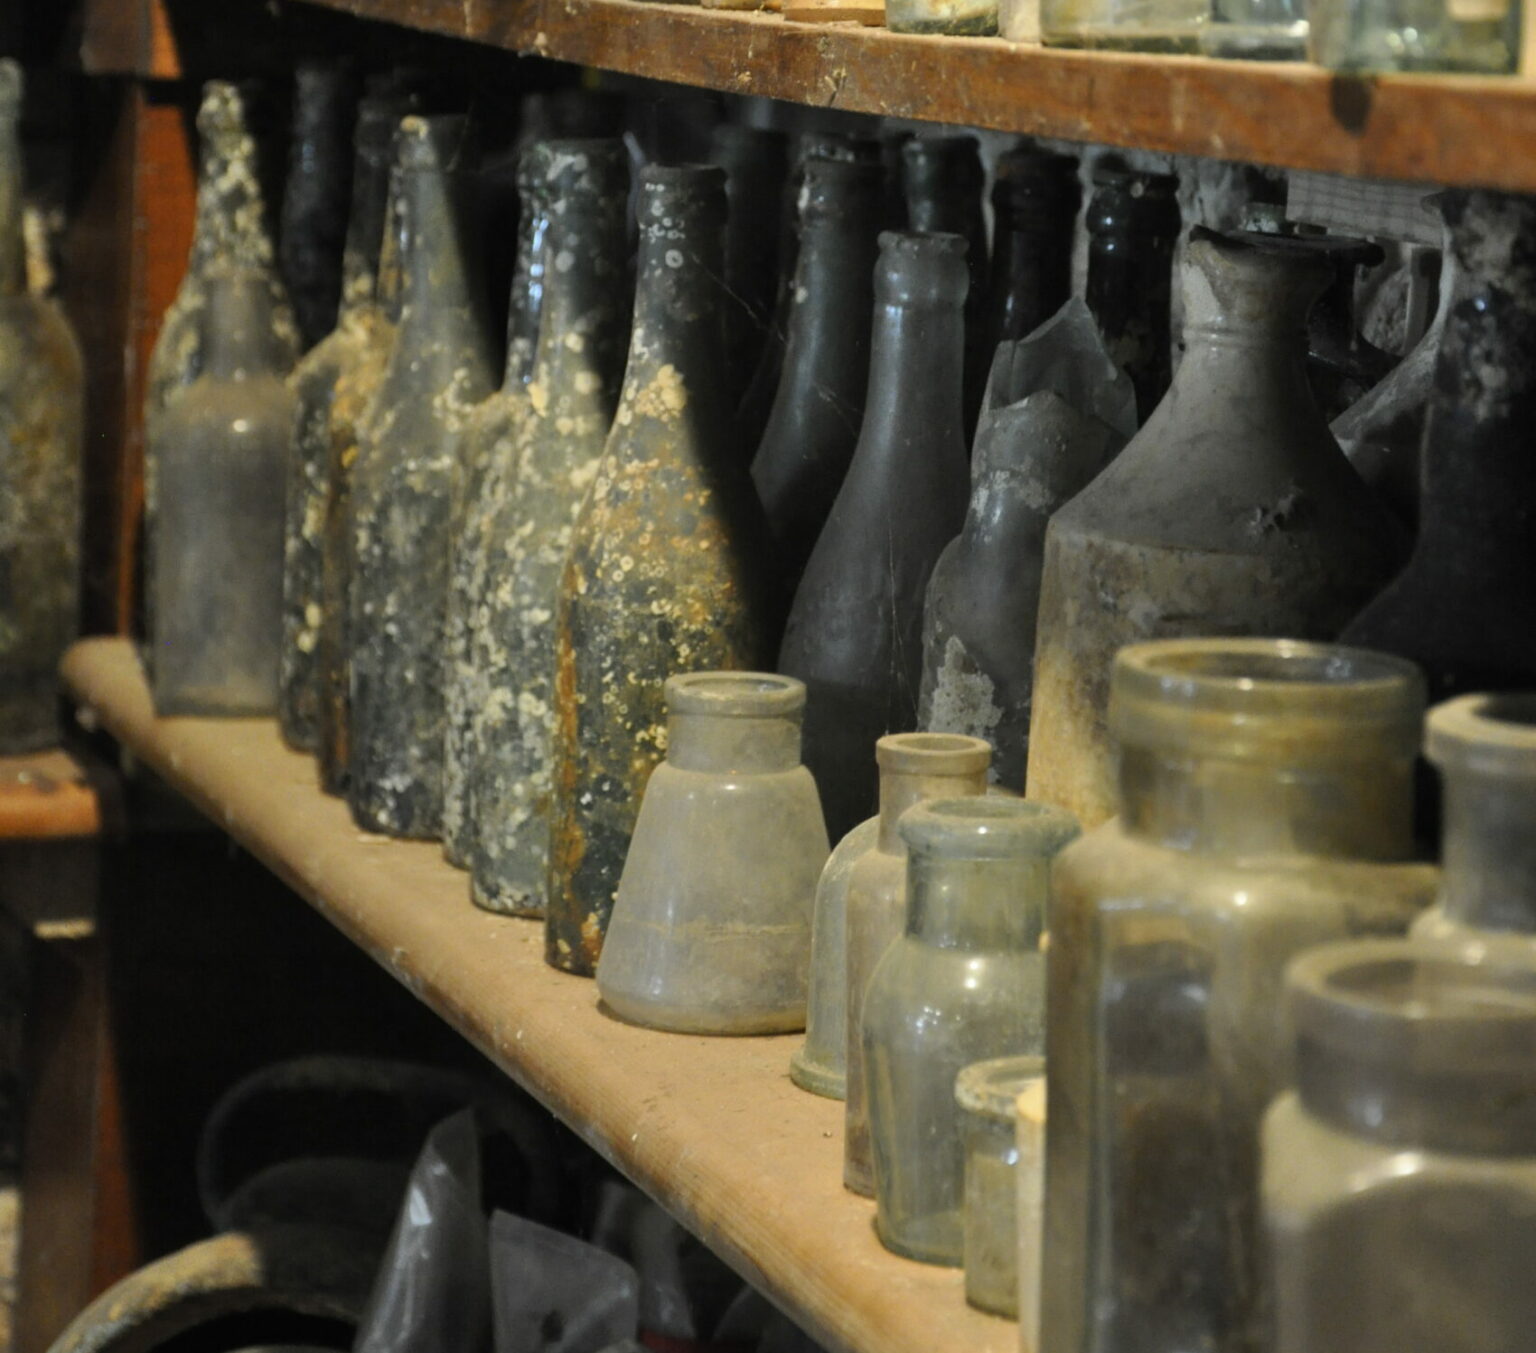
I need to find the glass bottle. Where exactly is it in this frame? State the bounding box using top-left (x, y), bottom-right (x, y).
top-left (1202, 0), bottom-right (1308, 57)
top-left (466, 138), bottom-right (630, 917)
top-left (983, 145), bottom-right (1080, 354)
top-left (751, 156), bottom-right (883, 594)
top-left (1041, 0), bottom-right (1205, 49)
top-left (887, 0), bottom-right (999, 34)
top-left (505, 145), bottom-right (552, 391)
top-left (0, 58), bottom-right (83, 752)
top-left (149, 270), bottom-right (294, 715)
top-left (864, 797), bottom-right (1080, 1265)
top-left (280, 95), bottom-right (403, 756)
top-left (844, 732), bottom-right (992, 1195)
top-left (1303, 236), bottom-right (1394, 422)
top-left (597, 673), bottom-right (829, 1033)
top-left (1263, 938), bottom-right (1536, 1353)
top-left (347, 115), bottom-right (495, 839)
top-left (1342, 191), bottom-right (1536, 704)
top-left (545, 164), bottom-right (775, 977)
top-left (1414, 692), bottom-right (1536, 943)
top-left (711, 124), bottom-right (787, 404)
top-left (1041, 638), bottom-right (1439, 1353)
top-left (955, 1054), bottom-right (1045, 1318)
top-left (1083, 163), bottom-right (1180, 426)
top-left (1028, 229), bottom-right (1405, 829)
top-left (779, 232), bottom-right (971, 846)
top-left (1309, 0), bottom-right (1517, 69)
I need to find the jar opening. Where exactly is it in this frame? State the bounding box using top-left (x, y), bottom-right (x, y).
top-left (665, 671), bottom-right (804, 719)
top-left (899, 796), bottom-right (1080, 860)
top-left (1427, 691), bottom-right (1536, 777)
top-left (876, 732), bottom-right (992, 776)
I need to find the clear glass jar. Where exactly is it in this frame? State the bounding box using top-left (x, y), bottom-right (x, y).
top-left (1264, 937), bottom-right (1536, 1353)
top-left (1202, 0), bottom-right (1308, 57)
top-left (1415, 692), bottom-right (1536, 946)
top-left (1309, 0), bottom-right (1517, 70)
top-left (1041, 638), bottom-right (1440, 1353)
top-left (887, 0), bottom-right (999, 37)
top-left (596, 673), bottom-right (829, 1035)
top-left (1040, 0), bottom-right (1205, 51)
top-left (864, 797), bottom-right (1080, 1266)
top-left (956, 1055), bottom-right (1045, 1317)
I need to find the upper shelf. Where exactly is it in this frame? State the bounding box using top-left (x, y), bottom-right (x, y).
top-left (294, 0), bottom-right (1536, 192)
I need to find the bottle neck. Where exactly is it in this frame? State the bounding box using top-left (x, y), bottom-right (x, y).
top-left (624, 203), bottom-right (727, 399)
top-left (668, 711), bottom-right (802, 774)
top-left (338, 139), bottom-right (393, 319)
top-left (775, 209), bottom-right (875, 397)
top-left (1440, 769), bottom-right (1536, 933)
top-left (504, 168), bottom-right (549, 392)
top-left (202, 277), bottom-right (276, 381)
top-left (395, 163), bottom-right (485, 367)
top-left (1119, 745), bottom-right (1414, 860)
top-left (905, 851), bottom-right (1047, 951)
top-left (191, 127), bottom-right (268, 270)
top-left (858, 298), bottom-right (965, 470)
top-left (529, 192), bottom-right (628, 393)
top-left (0, 106), bottom-right (21, 298)
top-left (878, 765), bottom-right (989, 852)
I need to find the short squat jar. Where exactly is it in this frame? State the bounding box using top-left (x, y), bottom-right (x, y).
top-left (956, 1055), bottom-right (1045, 1318)
top-left (863, 796), bottom-right (1080, 1267)
top-left (1264, 938), bottom-right (1536, 1353)
top-left (596, 673), bottom-right (829, 1036)
top-left (1415, 692), bottom-right (1536, 946)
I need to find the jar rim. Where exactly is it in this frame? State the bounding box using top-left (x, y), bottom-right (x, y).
top-left (665, 671), bottom-right (805, 718)
top-left (1427, 692), bottom-right (1536, 779)
top-left (955, 1055), bottom-right (1046, 1120)
top-left (875, 732), bottom-right (991, 776)
top-left (899, 796), bottom-right (1080, 861)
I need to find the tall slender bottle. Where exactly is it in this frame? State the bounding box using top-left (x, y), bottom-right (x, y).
top-left (751, 156), bottom-right (883, 593)
top-left (712, 124), bottom-right (787, 404)
top-left (467, 138), bottom-right (630, 917)
top-left (280, 95), bottom-right (403, 755)
top-left (0, 59), bottom-right (83, 751)
top-left (545, 164), bottom-right (775, 976)
top-left (984, 145), bottom-right (1080, 351)
top-left (348, 116), bottom-right (495, 839)
top-left (778, 232), bottom-right (971, 845)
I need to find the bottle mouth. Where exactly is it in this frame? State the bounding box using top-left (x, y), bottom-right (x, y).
top-left (875, 230), bottom-right (970, 306)
top-left (954, 1054), bottom-right (1047, 1122)
top-left (640, 162), bottom-right (726, 191)
top-left (665, 671), bottom-right (805, 719)
top-left (875, 731), bottom-right (992, 777)
top-left (1110, 638), bottom-right (1425, 766)
top-left (899, 796), bottom-right (1081, 862)
top-left (396, 114), bottom-right (475, 172)
top-left (1427, 691), bottom-right (1536, 780)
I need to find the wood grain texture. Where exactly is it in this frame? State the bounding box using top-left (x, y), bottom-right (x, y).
top-left (293, 0), bottom-right (1536, 191)
top-left (61, 637), bottom-right (1023, 1353)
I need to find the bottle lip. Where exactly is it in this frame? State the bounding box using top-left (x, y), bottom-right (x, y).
top-left (875, 732), bottom-right (991, 776)
top-left (397, 114), bottom-right (475, 173)
top-left (665, 671), bottom-right (805, 719)
top-left (793, 132), bottom-right (880, 166)
top-left (640, 162), bottom-right (726, 191)
top-left (0, 58), bottom-right (21, 112)
top-left (955, 1055), bottom-right (1046, 1122)
top-left (1427, 692), bottom-right (1536, 780)
top-left (197, 80), bottom-right (247, 137)
top-left (1109, 638), bottom-right (1425, 766)
top-left (898, 796), bottom-right (1081, 862)
top-left (1090, 161), bottom-right (1178, 195)
top-left (540, 138), bottom-right (630, 195)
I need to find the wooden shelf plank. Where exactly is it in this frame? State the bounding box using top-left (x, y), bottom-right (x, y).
top-left (0, 750), bottom-right (102, 841)
top-left (60, 637), bottom-right (1016, 1353)
top-left (296, 0), bottom-right (1536, 192)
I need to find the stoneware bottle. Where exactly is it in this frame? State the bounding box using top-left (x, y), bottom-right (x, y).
top-left (280, 94), bottom-right (404, 756)
top-left (843, 732), bottom-right (992, 1193)
top-left (1027, 229), bottom-right (1404, 829)
top-left (315, 140), bottom-right (408, 798)
top-left (984, 144), bottom-right (1080, 353)
top-left (278, 61), bottom-right (357, 351)
top-left (864, 797), bottom-right (1079, 1266)
top-left (149, 270), bottom-right (294, 715)
top-left (1342, 190), bottom-right (1536, 702)
top-left (597, 672), bottom-right (829, 1034)
top-left (1084, 163), bottom-right (1180, 425)
top-left (545, 164), bottom-right (775, 977)
top-left (348, 115), bottom-right (495, 839)
top-left (778, 231), bottom-right (971, 846)
top-left (711, 124), bottom-right (787, 404)
top-left (1041, 638), bottom-right (1437, 1353)
top-left (751, 156), bottom-right (883, 593)
top-left (466, 137), bottom-right (630, 917)
top-left (0, 59), bottom-right (83, 752)
top-left (918, 299), bottom-right (1133, 789)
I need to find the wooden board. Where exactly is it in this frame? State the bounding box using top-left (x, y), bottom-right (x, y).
top-left (292, 0), bottom-right (1536, 192)
top-left (60, 638), bottom-right (1020, 1353)
top-left (0, 751), bottom-right (101, 841)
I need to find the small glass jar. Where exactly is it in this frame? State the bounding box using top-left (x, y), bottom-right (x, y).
top-left (864, 797), bottom-right (1080, 1266)
top-left (956, 1055), bottom-right (1045, 1317)
top-left (1415, 692), bottom-right (1536, 946)
top-left (1041, 0), bottom-right (1205, 51)
top-left (887, 0), bottom-right (999, 35)
top-left (1308, 0), bottom-right (1517, 70)
top-left (1264, 937), bottom-right (1536, 1353)
top-left (596, 673), bottom-right (829, 1035)
top-left (1041, 638), bottom-right (1439, 1353)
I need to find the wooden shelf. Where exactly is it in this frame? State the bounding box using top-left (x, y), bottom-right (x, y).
top-left (0, 750), bottom-right (101, 841)
top-left (294, 0), bottom-right (1536, 192)
top-left (60, 637), bottom-right (1015, 1353)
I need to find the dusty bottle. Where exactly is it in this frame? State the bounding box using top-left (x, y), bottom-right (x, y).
top-left (1414, 693), bottom-right (1536, 944)
top-left (466, 137), bottom-right (630, 917)
top-left (984, 145), bottom-right (1080, 353)
top-left (1027, 229), bottom-right (1405, 829)
top-left (545, 164), bottom-right (775, 977)
top-left (887, 0), bottom-right (999, 33)
top-left (1041, 638), bottom-right (1438, 1353)
top-left (597, 673), bottom-right (829, 1033)
top-left (0, 59), bottom-right (83, 751)
top-left (1083, 164), bottom-right (1180, 425)
top-left (1310, 0), bottom-right (1518, 69)
top-left (1264, 938), bottom-right (1536, 1353)
top-left (504, 145), bottom-right (552, 391)
top-left (844, 732), bottom-right (992, 1194)
top-left (1342, 190), bottom-right (1536, 703)
top-left (278, 61), bottom-right (357, 350)
top-left (712, 124), bottom-right (787, 404)
top-left (280, 95), bottom-right (403, 756)
top-left (864, 797), bottom-right (1080, 1266)
top-left (348, 115), bottom-right (495, 839)
top-left (918, 299), bottom-right (1133, 789)
top-left (751, 156), bottom-right (883, 593)
top-left (779, 232), bottom-right (971, 845)
top-left (149, 271), bottom-right (294, 715)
